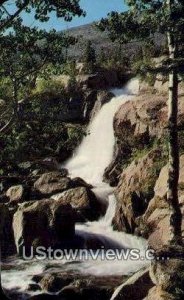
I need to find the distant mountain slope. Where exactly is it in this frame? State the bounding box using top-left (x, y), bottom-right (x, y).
top-left (65, 22), bottom-right (165, 61)
top-left (65, 22), bottom-right (137, 60)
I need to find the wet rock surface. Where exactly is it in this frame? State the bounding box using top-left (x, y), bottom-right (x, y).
top-left (51, 186), bottom-right (104, 222)
top-left (31, 271), bottom-right (126, 300)
top-left (2, 266), bottom-right (126, 300)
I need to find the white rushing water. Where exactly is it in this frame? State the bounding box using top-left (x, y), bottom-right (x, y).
top-left (63, 78), bottom-right (148, 276)
top-left (1, 79), bottom-right (149, 298)
top-left (64, 78), bottom-right (140, 187)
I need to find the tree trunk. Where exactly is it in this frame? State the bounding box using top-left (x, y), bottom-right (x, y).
top-left (167, 7), bottom-right (182, 244)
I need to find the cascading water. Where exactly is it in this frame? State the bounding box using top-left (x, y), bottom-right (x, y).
top-left (64, 78), bottom-right (140, 187)
top-left (1, 79), bottom-right (149, 298)
top-left (62, 78), bottom-right (149, 275)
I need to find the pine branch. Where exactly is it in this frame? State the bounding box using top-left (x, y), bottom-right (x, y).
top-left (0, 0), bottom-right (29, 31)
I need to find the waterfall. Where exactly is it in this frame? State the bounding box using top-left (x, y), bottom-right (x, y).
top-left (63, 78), bottom-right (149, 276)
top-left (64, 78), bottom-right (140, 187)
top-left (1, 79), bottom-right (149, 298)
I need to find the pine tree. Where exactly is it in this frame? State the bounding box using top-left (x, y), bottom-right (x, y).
top-left (83, 40), bottom-right (96, 72)
top-left (0, 0), bottom-right (85, 32)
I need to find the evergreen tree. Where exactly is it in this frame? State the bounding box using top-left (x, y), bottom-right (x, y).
top-left (83, 40), bottom-right (96, 72)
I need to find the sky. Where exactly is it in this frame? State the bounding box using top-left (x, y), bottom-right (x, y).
top-left (10, 0), bottom-right (127, 31)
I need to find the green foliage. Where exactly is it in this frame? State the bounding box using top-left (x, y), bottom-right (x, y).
top-left (0, 73), bottom-right (85, 173)
top-left (35, 78), bottom-right (65, 95)
top-left (65, 125), bottom-right (87, 151)
top-left (131, 41), bottom-right (158, 85)
top-left (0, 87), bottom-right (85, 173)
top-left (62, 60), bottom-right (78, 88)
top-left (84, 40), bottom-right (96, 64)
top-left (0, 25), bottom-right (73, 83)
top-left (0, 77), bottom-right (13, 100)
top-left (0, 1), bottom-right (85, 32)
top-left (63, 60), bottom-right (78, 78)
top-left (97, 0), bottom-right (184, 75)
top-left (98, 45), bottom-right (130, 72)
top-left (0, 22), bottom-right (79, 138)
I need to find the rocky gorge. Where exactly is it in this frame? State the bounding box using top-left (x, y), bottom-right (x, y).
top-left (1, 76), bottom-right (184, 300)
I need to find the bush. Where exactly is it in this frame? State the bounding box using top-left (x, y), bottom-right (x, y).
top-left (35, 78), bottom-right (65, 95)
top-left (0, 77), bottom-right (85, 174)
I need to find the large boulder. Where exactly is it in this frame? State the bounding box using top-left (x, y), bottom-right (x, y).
top-left (153, 73), bottom-right (184, 94)
top-left (69, 177), bottom-right (93, 189)
top-left (6, 185), bottom-right (25, 203)
top-left (111, 267), bottom-right (153, 300)
top-left (154, 154), bottom-right (184, 199)
top-left (12, 199), bottom-right (75, 256)
top-left (0, 204), bottom-right (16, 258)
top-left (34, 172), bottom-right (71, 196)
top-left (113, 149), bottom-right (165, 233)
top-left (113, 94), bottom-right (167, 141)
top-left (51, 187), bottom-right (103, 222)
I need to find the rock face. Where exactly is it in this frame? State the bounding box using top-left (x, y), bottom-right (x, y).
top-left (51, 187), bottom-right (103, 222)
top-left (108, 87), bottom-right (184, 249)
top-left (83, 89), bottom-right (114, 121)
top-left (113, 91), bottom-right (184, 149)
top-left (89, 90), bottom-right (114, 120)
top-left (104, 91), bottom-right (184, 185)
top-left (113, 149), bottom-right (165, 233)
top-left (114, 153), bottom-right (184, 248)
top-left (76, 69), bottom-right (119, 90)
top-left (38, 273), bottom-right (72, 293)
top-left (12, 199), bottom-right (75, 256)
top-left (140, 155), bottom-right (184, 249)
top-left (114, 94), bottom-right (167, 141)
top-left (0, 204), bottom-right (16, 257)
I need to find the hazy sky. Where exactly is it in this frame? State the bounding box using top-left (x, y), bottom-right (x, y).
top-left (15, 0), bottom-right (127, 31)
